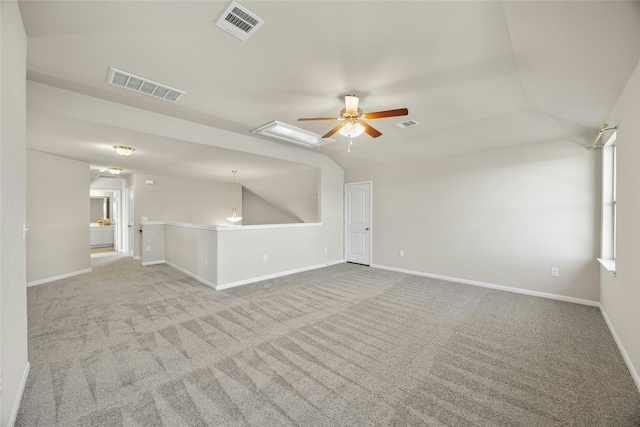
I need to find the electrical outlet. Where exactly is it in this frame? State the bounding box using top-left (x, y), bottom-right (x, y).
top-left (0, 370), bottom-right (3, 397)
top-left (551, 267), bottom-right (560, 277)
top-left (263, 255), bottom-right (268, 262)
top-left (146, 245), bottom-right (151, 252)
top-left (324, 246), bottom-right (328, 253)
top-left (205, 257), bottom-right (208, 265)
top-left (399, 250), bottom-right (404, 257)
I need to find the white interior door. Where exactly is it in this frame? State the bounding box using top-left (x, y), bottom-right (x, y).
top-left (345, 181), bottom-right (372, 265)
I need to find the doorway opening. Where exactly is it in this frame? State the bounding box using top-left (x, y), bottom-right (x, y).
top-left (90, 189), bottom-right (123, 254)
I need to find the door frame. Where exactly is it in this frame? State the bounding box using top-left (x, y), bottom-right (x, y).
top-left (89, 188), bottom-right (122, 252)
top-left (123, 185), bottom-right (134, 257)
top-left (344, 180), bottom-right (373, 265)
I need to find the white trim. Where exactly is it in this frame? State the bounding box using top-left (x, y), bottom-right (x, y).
top-left (371, 264), bottom-right (600, 307)
top-left (216, 260), bottom-right (345, 291)
top-left (600, 305), bottom-right (640, 393)
top-left (7, 361), bottom-right (30, 427)
top-left (597, 258), bottom-right (616, 276)
top-left (217, 222), bottom-right (322, 231)
top-left (27, 268), bottom-right (92, 287)
top-left (141, 260), bottom-right (166, 266)
top-left (148, 221), bottom-right (322, 232)
top-left (164, 261), bottom-right (217, 290)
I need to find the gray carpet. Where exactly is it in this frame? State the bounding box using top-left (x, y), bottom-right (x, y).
top-left (16, 253), bottom-right (640, 426)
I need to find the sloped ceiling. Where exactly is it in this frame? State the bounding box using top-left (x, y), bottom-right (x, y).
top-left (18, 1), bottom-right (640, 180)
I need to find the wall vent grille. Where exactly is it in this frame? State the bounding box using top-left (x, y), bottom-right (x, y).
top-left (395, 119), bottom-right (419, 128)
top-left (107, 68), bottom-right (185, 103)
top-left (215, 1), bottom-right (264, 41)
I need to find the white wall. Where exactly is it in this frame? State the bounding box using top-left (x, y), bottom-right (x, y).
top-left (600, 60), bottom-right (640, 389)
top-left (0, 2), bottom-right (29, 425)
top-left (27, 150), bottom-right (90, 284)
top-left (346, 138), bottom-right (600, 302)
top-left (131, 173), bottom-right (236, 259)
top-left (217, 225), bottom-right (337, 286)
top-left (242, 168), bottom-right (319, 224)
top-left (242, 189), bottom-right (303, 225)
top-left (142, 221), bottom-right (342, 289)
top-left (163, 224), bottom-right (217, 286)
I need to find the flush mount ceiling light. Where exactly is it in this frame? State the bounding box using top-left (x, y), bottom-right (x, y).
top-left (252, 120), bottom-right (334, 148)
top-left (226, 170), bottom-right (242, 223)
top-left (107, 167), bottom-right (122, 175)
top-left (113, 145), bottom-right (135, 156)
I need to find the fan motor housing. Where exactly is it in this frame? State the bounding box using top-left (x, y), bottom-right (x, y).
top-left (340, 107), bottom-right (363, 118)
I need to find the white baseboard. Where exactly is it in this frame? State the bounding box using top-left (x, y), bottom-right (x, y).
top-left (599, 306), bottom-right (640, 393)
top-left (216, 260), bottom-right (345, 291)
top-left (8, 361), bottom-right (30, 427)
top-left (27, 269), bottom-right (92, 287)
top-left (164, 261), bottom-right (217, 290)
top-left (141, 260), bottom-right (166, 266)
top-left (371, 264), bottom-right (600, 307)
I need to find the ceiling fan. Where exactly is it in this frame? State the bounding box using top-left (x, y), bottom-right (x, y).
top-left (298, 94), bottom-right (409, 152)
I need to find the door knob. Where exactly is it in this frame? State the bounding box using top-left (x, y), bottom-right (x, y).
top-left (365, 227), bottom-right (369, 231)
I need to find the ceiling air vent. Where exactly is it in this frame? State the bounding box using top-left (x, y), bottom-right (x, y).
top-left (96, 174), bottom-right (121, 180)
top-left (215, 1), bottom-right (264, 41)
top-left (107, 68), bottom-right (185, 103)
top-left (396, 119), bottom-right (419, 129)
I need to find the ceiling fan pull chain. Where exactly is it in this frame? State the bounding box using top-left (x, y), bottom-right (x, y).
top-left (348, 136), bottom-right (353, 153)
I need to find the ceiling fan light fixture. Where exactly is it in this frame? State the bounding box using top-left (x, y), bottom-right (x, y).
top-left (344, 94), bottom-right (359, 115)
top-left (107, 167), bottom-right (123, 175)
top-left (113, 145), bottom-right (135, 156)
top-left (338, 122), bottom-right (365, 138)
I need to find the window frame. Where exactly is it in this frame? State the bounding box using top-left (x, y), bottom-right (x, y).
top-left (598, 131), bottom-right (617, 276)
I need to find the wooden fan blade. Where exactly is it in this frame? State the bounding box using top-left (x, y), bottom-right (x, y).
top-left (298, 117), bottom-right (342, 121)
top-left (361, 122), bottom-right (382, 138)
top-left (323, 123), bottom-right (346, 138)
top-left (363, 108), bottom-right (409, 120)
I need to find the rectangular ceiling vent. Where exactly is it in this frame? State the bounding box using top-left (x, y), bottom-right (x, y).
top-left (107, 68), bottom-right (185, 103)
top-left (396, 119), bottom-right (419, 129)
top-left (215, 1), bottom-right (264, 41)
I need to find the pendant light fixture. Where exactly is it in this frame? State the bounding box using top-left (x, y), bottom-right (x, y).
top-left (226, 170), bottom-right (242, 223)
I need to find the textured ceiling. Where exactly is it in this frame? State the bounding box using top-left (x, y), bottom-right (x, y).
top-left (18, 1), bottom-right (640, 179)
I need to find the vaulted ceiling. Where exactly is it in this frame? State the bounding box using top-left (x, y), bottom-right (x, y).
top-left (18, 1), bottom-right (640, 180)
